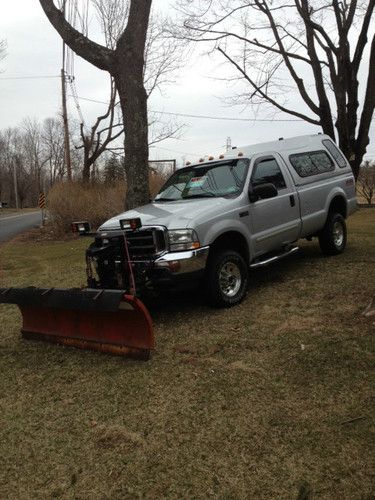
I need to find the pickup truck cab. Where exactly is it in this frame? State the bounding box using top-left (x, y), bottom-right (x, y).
top-left (94, 134), bottom-right (357, 307)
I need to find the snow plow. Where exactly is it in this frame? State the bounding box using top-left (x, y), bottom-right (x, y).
top-left (0, 219), bottom-right (155, 360)
top-left (0, 287), bottom-right (154, 360)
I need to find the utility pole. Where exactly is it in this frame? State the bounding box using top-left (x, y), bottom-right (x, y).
top-left (61, 1), bottom-right (72, 181)
top-left (12, 158), bottom-right (19, 210)
top-left (61, 53), bottom-right (72, 181)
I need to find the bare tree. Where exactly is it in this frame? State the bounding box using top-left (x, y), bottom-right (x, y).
top-left (179, 0), bottom-right (374, 179)
top-left (0, 133), bottom-right (9, 202)
top-left (42, 117), bottom-right (66, 185)
top-left (70, 1), bottom-right (183, 183)
top-left (2, 128), bottom-right (35, 208)
top-left (39, 0), bottom-right (152, 209)
top-left (22, 118), bottom-right (46, 196)
top-left (143, 14), bottom-right (184, 98)
top-left (357, 161), bottom-right (375, 204)
top-left (77, 79), bottom-right (124, 182)
top-left (0, 129), bottom-right (17, 207)
top-left (0, 118), bottom-right (77, 207)
top-left (92, 0), bottom-right (183, 95)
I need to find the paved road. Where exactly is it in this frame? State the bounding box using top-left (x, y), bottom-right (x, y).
top-left (0, 211), bottom-right (42, 243)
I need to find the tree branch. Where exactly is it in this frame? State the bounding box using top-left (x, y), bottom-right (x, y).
top-left (353, 0), bottom-right (375, 74)
top-left (356, 33), bottom-right (375, 160)
top-left (184, 24), bottom-right (315, 65)
top-left (298, 0), bottom-right (335, 138)
top-left (217, 47), bottom-right (320, 125)
top-left (39, 0), bottom-right (114, 71)
top-left (255, 0), bottom-right (320, 115)
top-left (294, 0), bottom-right (338, 54)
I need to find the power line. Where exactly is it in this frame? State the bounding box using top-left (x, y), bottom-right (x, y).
top-left (151, 145), bottom-right (200, 156)
top-left (72, 95), bottom-right (308, 122)
top-left (69, 78), bottom-right (86, 127)
top-left (151, 110), bottom-right (304, 123)
top-left (0, 75), bottom-right (60, 80)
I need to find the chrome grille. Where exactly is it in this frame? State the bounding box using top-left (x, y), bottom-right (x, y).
top-left (125, 228), bottom-right (166, 259)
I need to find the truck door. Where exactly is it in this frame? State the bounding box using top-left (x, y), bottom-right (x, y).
top-left (248, 154), bottom-right (301, 256)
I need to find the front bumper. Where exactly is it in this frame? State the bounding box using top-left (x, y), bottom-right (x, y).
top-left (150, 246), bottom-right (210, 290)
top-left (154, 246), bottom-right (209, 274)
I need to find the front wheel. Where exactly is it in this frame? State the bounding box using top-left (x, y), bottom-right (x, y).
top-left (318, 212), bottom-right (347, 255)
top-left (205, 250), bottom-right (248, 308)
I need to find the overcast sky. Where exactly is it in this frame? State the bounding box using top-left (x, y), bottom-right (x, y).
top-left (1, 0), bottom-right (374, 166)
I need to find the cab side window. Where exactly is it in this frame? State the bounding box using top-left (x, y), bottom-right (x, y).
top-left (251, 158), bottom-right (287, 190)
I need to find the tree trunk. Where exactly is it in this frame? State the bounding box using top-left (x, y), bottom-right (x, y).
top-left (82, 163), bottom-right (90, 183)
top-left (115, 72), bottom-right (149, 209)
top-left (39, 0), bottom-right (152, 209)
top-left (82, 140), bottom-right (91, 182)
top-left (115, 0), bottom-right (151, 210)
top-left (349, 158), bottom-right (361, 180)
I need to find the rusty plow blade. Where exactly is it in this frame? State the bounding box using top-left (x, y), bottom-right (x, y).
top-left (0, 287), bottom-right (154, 360)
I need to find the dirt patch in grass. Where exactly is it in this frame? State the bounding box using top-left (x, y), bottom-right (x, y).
top-left (10, 224), bottom-right (77, 244)
top-left (0, 208), bottom-right (374, 499)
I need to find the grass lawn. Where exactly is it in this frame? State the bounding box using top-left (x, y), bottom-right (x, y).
top-left (0, 209), bottom-right (374, 499)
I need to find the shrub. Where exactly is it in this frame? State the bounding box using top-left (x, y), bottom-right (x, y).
top-left (47, 172), bottom-right (169, 235)
top-left (47, 181), bottom-right (126, 235)
top-left (357, 161), bottom-right (375, 205)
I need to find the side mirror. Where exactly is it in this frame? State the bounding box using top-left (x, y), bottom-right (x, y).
top-left (249, 183), bottom-right (278, 202)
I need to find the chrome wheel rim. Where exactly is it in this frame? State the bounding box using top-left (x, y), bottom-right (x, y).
top-left (219, 261), bottom-right (242, 298)
top-left (333, 221), bottom-right (344, 247)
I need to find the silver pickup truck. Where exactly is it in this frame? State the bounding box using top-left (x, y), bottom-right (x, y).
top-left (87, 134), bottom-right (357, 307)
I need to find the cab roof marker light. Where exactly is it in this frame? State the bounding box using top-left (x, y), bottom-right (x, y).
top-left (185, 161), bottom-right (191, 166)
top-left (219, 154), bottom-right (225, 159)
top-left (208, 156), bottom-right (214, 160)
top-left (199, 158), bottom-right (204, 163)
top-left (238, 152), bottom-right (244, 157)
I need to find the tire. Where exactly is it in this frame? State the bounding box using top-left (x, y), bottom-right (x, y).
top-left (318, 212), bottom-right (347, 255)
top-left (205, 250), bottom-right (248, 308)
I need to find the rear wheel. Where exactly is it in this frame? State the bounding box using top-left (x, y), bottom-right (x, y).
top-left (206, 250), bottom-right (248, 308)
top-left (318, 212), bottom-right (347, 255)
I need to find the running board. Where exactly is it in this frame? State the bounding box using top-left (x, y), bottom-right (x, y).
top-left (250, 246), bottom-right (299, 269)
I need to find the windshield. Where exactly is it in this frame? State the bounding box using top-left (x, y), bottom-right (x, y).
top-left (154, 159), bottom-right (249, 201)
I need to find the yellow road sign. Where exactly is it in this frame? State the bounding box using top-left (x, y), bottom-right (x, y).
top-left (38, 192), bottom-right (46, 209)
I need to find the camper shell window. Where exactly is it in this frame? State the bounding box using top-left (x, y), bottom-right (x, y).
top-left (322, 139), bottom-right (347, 168)
top-left (289, 150), bottom-right (334, 178)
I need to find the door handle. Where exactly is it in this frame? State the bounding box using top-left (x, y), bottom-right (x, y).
top-left (289, 194), bottom-right (295, 207)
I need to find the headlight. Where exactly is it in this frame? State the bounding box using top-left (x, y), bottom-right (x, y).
top-left (168, 229), bottom-right (200, 252)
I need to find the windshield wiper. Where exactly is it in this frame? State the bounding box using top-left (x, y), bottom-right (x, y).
top-left (153, 197), bottom-right (178, 202)
top-left (182, 193), bottom-right (216, 199)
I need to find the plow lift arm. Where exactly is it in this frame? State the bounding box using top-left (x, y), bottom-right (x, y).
top-left (0, 219), bottom-right (155, 360)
